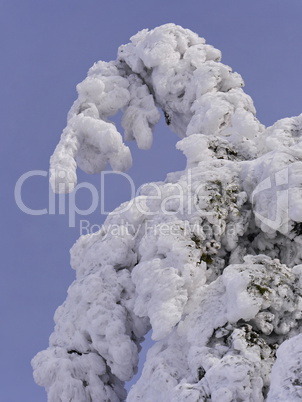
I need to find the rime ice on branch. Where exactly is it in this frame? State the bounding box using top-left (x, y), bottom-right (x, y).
top-left (33, 24), bottom-right (302, 401)
top-left (49, 23), bottom-right (262, 193)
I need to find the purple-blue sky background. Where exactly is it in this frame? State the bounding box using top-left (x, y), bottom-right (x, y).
top-left (2, 1), bottom-right (302, 400)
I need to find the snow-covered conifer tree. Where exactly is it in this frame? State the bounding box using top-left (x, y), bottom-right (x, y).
top-left (32, 24), bottom-right (302, 401)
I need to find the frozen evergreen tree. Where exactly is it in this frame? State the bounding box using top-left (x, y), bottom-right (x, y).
top-left (32, 24), bottom-right (302, 401)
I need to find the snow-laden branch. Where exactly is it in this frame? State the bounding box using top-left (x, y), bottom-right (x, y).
top-left (34, 24), bottom-right (302, 401)
top-left (50, 23), bottom-right (263, 193)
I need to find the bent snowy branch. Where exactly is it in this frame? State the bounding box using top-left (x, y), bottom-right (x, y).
top-left (50, 23), bottom-right (263, 193)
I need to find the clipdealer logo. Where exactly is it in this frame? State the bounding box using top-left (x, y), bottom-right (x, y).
top-left (14, 169), bottom-right (214, 228)
top-left (252, 167), bottom-right (290, 233)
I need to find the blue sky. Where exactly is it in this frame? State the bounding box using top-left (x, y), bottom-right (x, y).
top-left (3, 1), bottom-right (302, 400)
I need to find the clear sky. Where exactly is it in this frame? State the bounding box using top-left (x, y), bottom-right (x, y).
top-left (3, 1), bottom-right (302, 400)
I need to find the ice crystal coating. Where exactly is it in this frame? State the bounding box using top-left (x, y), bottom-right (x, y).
top-left (33, 24), bottom-right (302, 401)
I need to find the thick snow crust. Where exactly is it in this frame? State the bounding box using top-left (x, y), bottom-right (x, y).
top-left (33, 24), bottom-right (302, 401)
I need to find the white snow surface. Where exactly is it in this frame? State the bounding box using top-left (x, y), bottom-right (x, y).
top-left (33, 24), bottom-right (302, 401)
